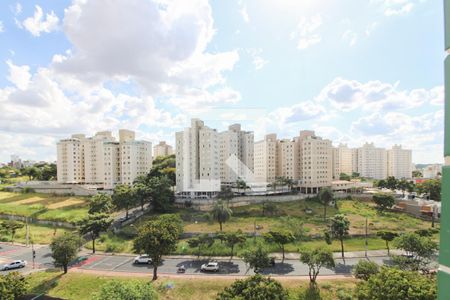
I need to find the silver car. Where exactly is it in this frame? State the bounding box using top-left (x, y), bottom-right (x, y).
top-left (1, 260), bottom-right (27, 271)
top-left (200, 261), bottom-right (219, 272)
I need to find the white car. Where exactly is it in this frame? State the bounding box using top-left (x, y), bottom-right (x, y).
top-left (1, 260), bottom-right (27, 271)
top-left (133, 255), bottom-right (151, 264)
top-left (201, 261), bottom-right (219, 272)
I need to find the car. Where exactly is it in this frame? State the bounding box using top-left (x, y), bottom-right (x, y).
top-left (1, 260), bottom-right (27, 271)
top-left (200, 261), bottom-right (219, 272)
top-left (133, 255), bottom-right (151, 264)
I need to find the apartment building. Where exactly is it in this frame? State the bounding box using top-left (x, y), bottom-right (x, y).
top-left (297, 131), bottom-right (333, 193)
top-left (332, 144), bottom-right (353, 179)
top-left (356, 143), bottom-right (387, 180)
top-left (254, 134), bottom-right (278, 183)
top-left (276, 139), bottom-right (299, 181)
top-left (387, 145), bottom-right (412, 179)
top-left (56, 130), bottom-right (152, 189)
top-left (153, 141), bottom-right (174, 158)
top-left (175, 119), bottom-right (221, 198)
top-left (219, 124), bottom-right (254, 185)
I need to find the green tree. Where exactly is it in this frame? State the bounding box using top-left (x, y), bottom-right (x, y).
top-left (235, 178), bottom-right (248, 194)
top-left (133, 216), bottom-right (180, 280)
top-left (221, 230), bottom-right (246, 260)
top-left (78, 213), bottom-right (112, 253)
top-left (242, 246), bottom-right (271, 274)
top-left (133, 182), bottom-right (150, 211)
top-left (0, 220), bottom-right (24, 244)
top-left (112, 184), bottom-right (136, 219)
top-left (385, 176), bottom-right (398, 190)
top-left (352, 172), bottom-right (360, 179)
top-left (94, 280), bottom-right (158, 300)
top-left (147, 154), bottom-right (176, 186)
top-left (416, 179), bottom-right (441, 201)
top-left (412, 170), bottom-right (423, 178)
top-left (22, 166), bottom-right (40, 180)
top-left (318, 187), bottom-right (334, 221)
top-left (393, 232), bottom-right (438, 271)
top-left (146, 176), bottom-right (174, 212)
top-left (299, 247), bottom-right (335, 286)
top-left (353, 260), bottom-right (379, 281)
top-left (187, 234), bottom-right (215, 258)
top-left (50, 232), bottom-right (80, 274)
top-left (329, 214), bottom-right (350, 259)
top-left (275, 216), bottom-right (304, 241)
top-left (372, 193), bottom-right (395, 212)
top-left (376, 179), bottom-right (387, 189)
top-left (340, 173), bottom-right (351, 181)
top-left (0, 272), bottom-right (27, 300)
top-left (210, 200), bottom-right (232, 232)
top-left (354, 267), bottom-right (436, 300)
top-left (216, 274), bottom-right (288, 300)
top-left (263, 230), bottom-right (295, 263)
top-left (218, 185), bottom-right (234, 205)
top-left (38, 163), bottom-right (57, 180)
top-left (376, 231), bottom-right (398, 256)
top-left (88, 193), bottom-right (113, 214)
top-left (262, 200), bottom-right (277, 216)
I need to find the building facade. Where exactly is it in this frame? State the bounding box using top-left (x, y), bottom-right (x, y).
top-left (387, 145), bottom-right (412, 179)
top-left (253, 134), bottom-right (278, 183)
top-left (56, 130), bottom-right (152, 189)
top-left (153, 141), bottom-right (174, 158)
top-left (332, 144), bottom-right (353, 179)
top-left (356, 143), bottom-right (388, 180)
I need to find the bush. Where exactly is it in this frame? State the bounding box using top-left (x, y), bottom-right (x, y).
top-left (353, 260), bottom-right (379, 281)
top-left (336, 288), bottom-right (353, 300)
top-left (94, 280), bottom-right (158, 300)
top-left (217, 274), bottom-right (287, 300)
top-left (21, 187), bottom-right (35, 194)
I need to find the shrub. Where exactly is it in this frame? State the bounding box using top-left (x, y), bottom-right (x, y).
top-left (353, 260), bottom-right (379, 281)
top-left (217, 274), bottom-right (287, 300)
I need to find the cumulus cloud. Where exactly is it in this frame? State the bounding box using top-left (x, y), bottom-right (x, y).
top-left (290, 15), bottom-right (322, 50)
top-left (371, 0), bottom-right (416, 16)
top-left (6, 60), bottom-right (31, 90)
top-left (0, 21), bottom-right (4, 33)
top-left (247, 48), bottom-right (268, 70)
top-left (22, 5), bottom-right (59, 36)
top-left (342, 30), bottom-right (358, 46)
top-left (239, 5), bottom-right (250, 23)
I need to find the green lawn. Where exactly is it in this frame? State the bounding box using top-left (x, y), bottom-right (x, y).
top-left (26, 270), bottom-right (357, 300)
top-left (0, 192), bottom-right (89, 223)
top-left (0, 223), bottom-right (73, 244)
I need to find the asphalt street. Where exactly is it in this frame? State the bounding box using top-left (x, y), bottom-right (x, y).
top-left (0, 243), bottom-right (398, 277)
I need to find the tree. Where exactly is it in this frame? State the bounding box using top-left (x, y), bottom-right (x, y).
top-left (112, 184), bottom-right (136, 219)
top-left (216, 274), bottom-right (288, 300)
top-left (235, 178), bottom-right (248, 194)
top-left (0, 272), bottom-right (27, 300)
top-left (88, 193), bottom-right (113, 214)
top-left (329, 214), bottom-right (350, 259)
top-left (133, 216), bottom-right (180, 280)
top-left (376, 179), bottom-right (386, 189)
top-left (146, 176), bottom-right (174, 212)
top-left (187, 234), bottom-right (215, 258)
top-left (354, 267), bottom-right (436, 300)
top-left (210, 200), bottom-right (232, 232)
top-left (263, 230), bottom-right (295, 263)
top-left (299, 247), bottom-right (335, 286)
top-left (352, 172), bottom-right (360, 179)
top-left (353, 260), bottom-right (379, 281)
top-left (339, 173), bottom-right (351, 181)
top-left (147, 154), bottom-right (176, 186)
top-left (94, 280), bottom-right (158, 300)
top-left (0, 220), bottom-right (24, 244)
top-left (218, 185), bottom-right (234, 205)
top-left (275, 216), bottom-right (304, 241)
top-left (242, 246), bottom-right (271, 274)
top-left (392, 232), bottom-right (438, 271)
top-left (376, 231), bottom-right (398, 256)
top-left (412, 170), bottom-right (423, 178)
top-left (133, 182), bottom-right (150, 211)
top-left (78, 213), bottom-right (112, 254)
top-left (372, 193), bottom-right (395, 212)
top-left (22, 166), bottom-right (40, 181)
top-left (262, 200), bottom-right (277, 216)
top-left (385, 176), bottom-right (398, 190)
top-left (224, 230), bottom-right (246, 260)
top-left (416, 179), bottom-right (441, 201)
top-left (318, 187), bottom-right (334, 221)
top-left (50, 232), bottom-right (80, 274)
top-left (39, 163), bottom-right (57, 181)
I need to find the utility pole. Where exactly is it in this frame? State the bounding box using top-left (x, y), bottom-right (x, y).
top-left (32, 242), bottom-right (35, 269)
top-left (439, 2), bottom-right (450, 297)
top-left (25, 217), bottom-right (29, 247)
top-left (365, 217), bottom-right (368, 258)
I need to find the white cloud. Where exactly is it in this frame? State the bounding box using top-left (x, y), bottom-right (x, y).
top-left (342, 30), bottom-right (358, 46)
top-left (15, 3), bottom-right (22, 15)
top-left (247, 48), bottom-right (268, 70)
top-left (365, 22), bottom-right (378, 36)
top-left (291, 14), bottom-right (322, 50)
top-left (371, 0), bottom-right (416, 16)
top-left (22, 5), bottom-right (59, 36)
top-left (6, 60), bottom-right (31, 90)
top-left (239, 5), bottom-right (250, 23)
top-left (0, 21), bottom-right (4, 33)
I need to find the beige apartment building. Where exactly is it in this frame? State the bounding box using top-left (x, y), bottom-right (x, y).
top-left (175, 119), bottom-right (221, 198)
top-left (356, 143), bottom-right (387, 180)
top-left (219, 124), bottom-right (254, 185)
top-left (387, 145), bottom-right (412, 179)
top-left (276, 139), bottom-right (299, 181)
top-left (153, 141), bottom-right (174, 158)
top-left (332, 144), bottom-right (353, 179)
top-left (57, 130), bottom-right (152, 189)
top-left (254, 134), bottom-right (278, 183)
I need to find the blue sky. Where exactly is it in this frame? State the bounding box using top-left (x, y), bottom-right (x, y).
top-left (0, 0), bottom-right (445, 163)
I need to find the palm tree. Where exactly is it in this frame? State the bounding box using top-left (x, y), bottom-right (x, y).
top-left (210, 200), bottom-right (232, 231)
top-left (318, 187), bottom-right (334, 221)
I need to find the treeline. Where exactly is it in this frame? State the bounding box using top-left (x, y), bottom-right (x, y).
top-left (374, 176), bottom-right (441, 201)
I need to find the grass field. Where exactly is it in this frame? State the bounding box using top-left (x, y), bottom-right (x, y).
top-left (0, 192), bottom-right (89, 223)
top-left (0, 223), bottom-right (73, 244)
top-left (26, 270), bottom-right (357, 300)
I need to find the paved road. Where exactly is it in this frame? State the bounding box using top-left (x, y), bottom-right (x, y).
top-left (0, 243), bottom-right (401, 277)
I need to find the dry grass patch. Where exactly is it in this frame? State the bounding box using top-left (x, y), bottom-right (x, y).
top-left (47, 198), bottom-right (85, 209)
top-left (15, 196), bottom-right (46, 205)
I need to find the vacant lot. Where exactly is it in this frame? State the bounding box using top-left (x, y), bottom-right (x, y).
top-left (27, 270), bottom-right (357, 300)
top-left (0, 192), bottom-right (89, 223)
top-left (0, 223), bottom-right (73, 244)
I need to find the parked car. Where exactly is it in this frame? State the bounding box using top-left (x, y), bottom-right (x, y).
top-left (133, 255), bottom-right (151, 264)
top-left (200, 261), bottom-right (219, 272)
top-left (1, 260), bottom-right (27, 271)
